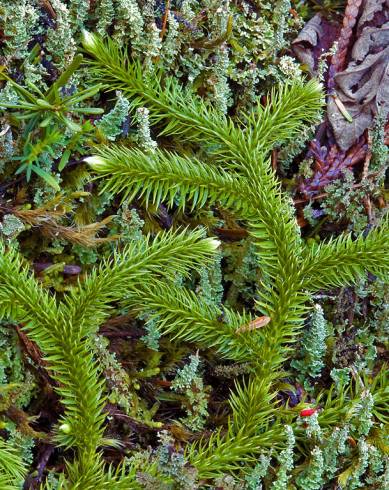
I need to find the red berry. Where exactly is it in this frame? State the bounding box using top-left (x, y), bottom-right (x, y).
top-left (300, 408), bottom-right (316, 417)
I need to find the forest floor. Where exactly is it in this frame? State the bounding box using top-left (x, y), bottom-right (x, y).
top-left (0, 1), bottom-right (388, 489)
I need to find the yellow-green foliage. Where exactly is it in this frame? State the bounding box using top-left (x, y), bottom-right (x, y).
top-left (0, 3), bottom-right (388, 487)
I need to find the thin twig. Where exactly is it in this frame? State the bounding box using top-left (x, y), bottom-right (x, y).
top-left (361, 130), bottom-right (372, 181)
top-left (39, 0), bottom-right (57, 19)
top-left (160, 0), bottom-right (171, 40)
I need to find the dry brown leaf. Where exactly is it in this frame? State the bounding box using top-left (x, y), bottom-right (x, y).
top-left (292, 14), bottom-right (340, 75)
top-left (235, 316), bottom-right (271, 334)
top-left (328, 23), bottom-right (389, 150)
top-left (357, 0), bottom-right (388, 30)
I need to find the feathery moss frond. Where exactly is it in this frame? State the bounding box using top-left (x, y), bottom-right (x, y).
top-left (82, 33), bottom-right (317, 280)
top-left (83, 33), bottom-right (388, 358)
top-left (0, 439), bottom-right (26, 490)
top-left (86, 148), bottom-right (310, 372)
top-left (64, 228), bottom-right (221, 336)
top-left (302, 219), bottom-right (389, 291)
top-left (82, 33), bottom-right (323, 169)
top-left (0, 229), bottom-right (220, 486)
top-left (80, 34), bottom-right (389, 482)
top-left (0, 243), bottom-right (107, 480)
top-left (120, 279), bottom-right (259, 362)
top-left (86, 146), bottom-right (251, 214)
top-left (187, 376), bottom-right (283, 477)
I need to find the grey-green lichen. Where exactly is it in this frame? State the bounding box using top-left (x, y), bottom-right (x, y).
top-left (0, 215), bottom-right (25, 238)
top-left (171, 354), bottom-right (209, 432)
top-left (291, 304), bottom-right (328, 379)
top-left (95, 91), bottom-right (130, 141)
top-left (271, 426), bottom-right (295, 490)
top-left (46, 0), bottom-right (76, 68)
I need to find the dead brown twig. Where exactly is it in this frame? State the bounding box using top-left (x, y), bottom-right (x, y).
top-left (3, 405), bottom-right (48, 439)
top-left (331, 0), bottom-right (363, 73)
top-left (39, 0), bottom-right (57, 19)
top-left (160, 0), bottom-right (171, 40)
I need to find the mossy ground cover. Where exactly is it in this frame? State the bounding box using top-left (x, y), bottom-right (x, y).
top-left (0, 1), bottom-right (388, 488)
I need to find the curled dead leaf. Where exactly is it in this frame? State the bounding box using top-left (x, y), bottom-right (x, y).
top-left (235, 316), bottom-right (271, 334)
top-left (292, 14), bottom-right (340, 75)
top-left (328, 23), bottom-right (389, 150)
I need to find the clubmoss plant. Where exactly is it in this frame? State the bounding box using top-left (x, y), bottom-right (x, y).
top-left (0, 438), bottom-right (26, 489)
top-left (80, 33), bottom-right (389, 478)
top-left (0, 21), bottom-right (388, 486)
top-left (0, 231), bottom-right (221, 487)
